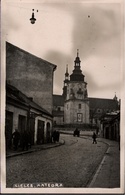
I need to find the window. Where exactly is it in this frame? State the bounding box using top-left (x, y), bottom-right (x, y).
top-left (58, 107), bottom-right (61, 111)
top-left (78, 104), bottom-right (81, 109)
top-left (77, 113), bottom-right (82, 122)
top-left (97, 109), bottom-right (101, 113)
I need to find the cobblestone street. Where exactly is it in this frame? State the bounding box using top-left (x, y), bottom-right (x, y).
top-left (6, 134), bottom-right (109, 188)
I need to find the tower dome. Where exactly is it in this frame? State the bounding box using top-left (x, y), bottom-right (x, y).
top-left (70, 49), bottom-right (85, 81)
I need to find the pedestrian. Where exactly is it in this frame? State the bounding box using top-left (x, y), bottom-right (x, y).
top-left (52, 130), bottom-right (57, 143)
top-left (12, 129), bottom-right (20, 150)
top-left (73, 128), bottom-right (80, 137)
top-left (56, 131), bottom-right (60, 142)
top-left (92, 132), bottom-right (97, 144)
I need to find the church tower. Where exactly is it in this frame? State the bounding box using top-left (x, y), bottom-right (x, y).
top-left (64, 50), bottom-right (89, 127)
top-left (62, 64), bottom-right (69, 99)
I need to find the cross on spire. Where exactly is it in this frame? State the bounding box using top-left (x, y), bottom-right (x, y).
top-left (66, 64), bottom-right (68, 73)
top-left (77, 49), bottom-right (79, 57)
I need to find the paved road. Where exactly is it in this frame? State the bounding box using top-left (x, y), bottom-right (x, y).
top-left (6, 134), bottom-right (108, 188)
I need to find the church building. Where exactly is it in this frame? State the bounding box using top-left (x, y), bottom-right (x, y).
top-left (63, 50), bottom-right (89, 126)
top-left (53, 50), bottom-right (119, 129)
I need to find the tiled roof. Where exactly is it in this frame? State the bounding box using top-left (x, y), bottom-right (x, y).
top-left (6, 83), bottom-right (52, 116)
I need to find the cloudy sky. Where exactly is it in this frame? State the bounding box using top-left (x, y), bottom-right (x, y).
top-left (2, 0), bottom-right (124, 99)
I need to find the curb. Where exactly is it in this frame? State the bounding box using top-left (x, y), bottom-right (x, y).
top-left (6, 140), bottom-right (65, 158)
top-left (87, 145), bottom-right (110, 187)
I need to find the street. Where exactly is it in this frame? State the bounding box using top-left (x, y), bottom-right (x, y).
top-left (6, 134), bottom-right (108, 188)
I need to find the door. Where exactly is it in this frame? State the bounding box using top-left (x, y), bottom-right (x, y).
top-left (105, 127), bottom-right (109, 139)
top-left (111, 125), bottom-right (114, 140)
top-left (5, 111), bottom-right (13, 149)
top-left (46, 122), bottom-right (51, 143)
top-left (18, 115), bottom-right (26, 146)
top-left (29, 118), bottom-right (35, 145)
top-left (18, 115), bottom-right (26, 133)
top-left (37, 120), bottom-right (44, 144)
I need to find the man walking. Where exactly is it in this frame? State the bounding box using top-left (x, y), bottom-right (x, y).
top-left (92, 132), bottom-right (97, 144)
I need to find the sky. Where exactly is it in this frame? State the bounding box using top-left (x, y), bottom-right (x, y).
top-left (2, 0), bottom-right (124, 99)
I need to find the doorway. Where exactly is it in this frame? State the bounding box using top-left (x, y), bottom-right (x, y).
top-left (46, 122), bottom-right (51, 143)
top-left (5, 111), bottom-right (13, 149)
top-left (18, 115), bottom-right (26, 146)
top-left (37, 120), bottom-right (44, 144)
top-left (29, 118), bottom-right (35, 145)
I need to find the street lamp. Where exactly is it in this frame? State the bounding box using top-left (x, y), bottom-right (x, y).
top-left (30, 9), bottom-right (38, 24)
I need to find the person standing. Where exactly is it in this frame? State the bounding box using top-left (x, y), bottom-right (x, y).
top-left (56, 131), bottom-right (60, 142)
top-left (92, 132), bottom-right (97, 144)
top-left (12, 129), bottom-right (20, 150)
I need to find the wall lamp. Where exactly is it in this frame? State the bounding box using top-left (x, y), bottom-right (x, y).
top-left (30, 9), bottom-right (38, 24)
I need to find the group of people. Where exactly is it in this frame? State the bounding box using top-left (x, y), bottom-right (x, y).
top-left (52, 130), bottom-right (60, 143)
top-left (73, 128), bottom-right (98, 144)
top-left (11, 128), bottom-right (97, 151)
top-left (12, 129), bottom-right (31, 151)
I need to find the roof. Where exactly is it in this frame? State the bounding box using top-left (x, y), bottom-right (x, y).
top-left (53, 95), bottom-right (119, 110)
top-left (6, 42), bottom-right (57, 71)
top-left (6, 83), bottom-right (52, 117)
top-left (89, 97), bottom-right (119, 110)
top-left (53, 95), bottom-right (65, 106)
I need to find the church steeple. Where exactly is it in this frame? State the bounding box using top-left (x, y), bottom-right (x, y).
top-left (62, 64), bottom-right (69, 99)
top-left (113, 92), bottom-right (118, 101)
top-left (65, 64), bottom-right (69, 81)
top-left (74, 49), bottom-right (81, 68)
top-left (70, 49), bottom-right (85, 81)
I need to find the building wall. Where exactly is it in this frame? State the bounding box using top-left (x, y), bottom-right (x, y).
top-left (64, 100), bottom-right (89, 124)
top-left (53, 106), bottom-right (64, 111)
top-left (101, 119), bottom-right (120, 141)
top-left (6, 103), bottom-right (53, 145)
top-left (34, 116), bottom-right (53, 143)
top-left (53, 116), bottom-right (64, 125)
top-left (6, 42), bottom-right (56, 114)
top-left (6, 104), bottom-right (27, 133)
top-left (66, 81), bottom-right (87, 100)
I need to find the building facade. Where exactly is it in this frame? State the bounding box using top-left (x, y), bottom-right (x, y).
top-left (63, 50), bottom-right (89, 126)
top-left (5, 42), bottom-right (57, 149)
top-left (6, 83), bottom-right (53, 149)
top-left (100, 111), bottom-right (120, 141)
top-left (6, 42), bottom-right (56, 114)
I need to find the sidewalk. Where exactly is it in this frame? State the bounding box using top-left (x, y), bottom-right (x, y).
top-left (6, 139), bottom-right (65, 158)
top-left (88, 138), bottom-right (120, 188)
